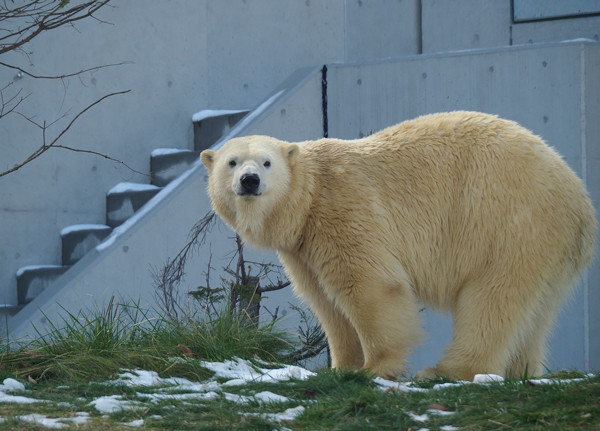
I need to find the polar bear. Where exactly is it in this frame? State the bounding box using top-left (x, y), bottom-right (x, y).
top-left (200, 111), bottom-right (596, 380)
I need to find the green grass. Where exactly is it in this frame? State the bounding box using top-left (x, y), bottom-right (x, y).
top-left (0, 299), bottom-right (294, 382)
top-left (0, 302), bottom-right (598, 430)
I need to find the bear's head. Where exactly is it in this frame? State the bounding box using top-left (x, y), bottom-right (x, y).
top-left (200, 136), bottom-right (299, 242)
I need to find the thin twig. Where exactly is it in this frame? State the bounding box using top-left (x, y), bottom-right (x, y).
top-left (53, 145), bottom-right (150, 178)
top-left (0, 89), bottom-right (131, 177)
top-left (0, 61), bottom-right (133, 80)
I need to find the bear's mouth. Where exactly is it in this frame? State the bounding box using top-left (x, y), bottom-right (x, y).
top-left (237, 191), bottom-right (262, 198)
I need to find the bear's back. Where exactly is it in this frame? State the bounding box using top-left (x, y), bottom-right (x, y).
top-left (299, 111), bottom-right (595, 306)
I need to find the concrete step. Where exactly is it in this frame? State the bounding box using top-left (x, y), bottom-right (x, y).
top-left (192, 109), bottom-right (248, 151)
top-left (16, 265), bottom-right (69, 305)
top-left (150, 148), bottom-right (200, 187)
top-left (106, 182), bottom-right (162, 228)
top-left (61, 224), bottom-right (112, 265)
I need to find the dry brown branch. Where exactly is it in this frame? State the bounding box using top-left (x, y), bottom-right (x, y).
top-left (152, 211), bottom-right (218, 321)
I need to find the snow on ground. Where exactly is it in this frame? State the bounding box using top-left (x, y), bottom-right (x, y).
top-left (0, 366), bottom-right (594, 429)
top-left (198, 356), bottom-right (317, 384)
top-left (0, 378), bottom-right (45, 404)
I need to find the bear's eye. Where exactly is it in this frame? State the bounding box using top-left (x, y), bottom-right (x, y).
top-left (263, 160), bottom-right (271, 168)
top-left (229, 160), bottom-right (237, 168)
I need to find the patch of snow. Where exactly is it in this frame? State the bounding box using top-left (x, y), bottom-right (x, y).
top-left (0, 378), bottom-right (46, 404)
top-left (60, 224), bottom-right (110, 236)
top-left (261, 405), bottom-right (305, 422)
top-left (109, 369), bottom-right (222, 397)
top-left (373, 377), bottom-right (429, 393)
top-left (224, 392), bottom-right (252, 404)
top-left (192, 109), bottom-right (247, 123)
top-left (151, 148), bottom-right (192, 157)
top-left (109, 369), bottom-right (195, 387)
top-left (15, 265), bottom-right (63, 277)
top-left (440, 426), bottom-right (460, 431)
top-left (473, 374), bottom-right (504, 384)
top-left (0, 378), bottom-right (25, 392)
top-left (17, 412), bottom-right (90, 429)
top-left (253, 391), bottom-right (290, 404)
top-left (121, 419), bottom-right (145, 427)
top-left (138, 391), bottom-right (220, 403)
top-left (526, 377), bottom-right (586, 386)
top-left (89, 395), bottom-right (143, 414)
top-left (408, 412), bottom-right (429, 422)
top-left (225, 390), bottom-right (289, 405)
top-left (559, 38), bottom-right (597, 44)
top-left (427, 408), bottom-right (455, 416)
top-left (198, 357), bottom-right (316, 384)
top-left (107, 182), bottom-right (160, 195)
top-left (0, 392), bottom-right (43, 404)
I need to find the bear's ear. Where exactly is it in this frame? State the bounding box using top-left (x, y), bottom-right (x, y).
top-left (200, 150), bottom-right (215, 171)
top-left (285, 144), bottom-right (299, 164)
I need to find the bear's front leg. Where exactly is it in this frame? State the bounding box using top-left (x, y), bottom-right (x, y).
top-left (336, 280), bottom-right (422, 380)
top-left (278, 251), bottom-right (364, 369)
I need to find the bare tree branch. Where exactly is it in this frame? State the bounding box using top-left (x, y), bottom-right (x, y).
top-left (52, 144), bottom-right (149, 177)
top-left (0, 89), bottom-right (131, 177)
top-left (0, 81), bottom-right (30, 119)
top-left (0, 60), bottom-right (133, 79)
top-left (0, 0), bottom-right (113, 55)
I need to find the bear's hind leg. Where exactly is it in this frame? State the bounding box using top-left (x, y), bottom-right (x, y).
top-left (505, 292), bottom-right (564, 378)
top-left (430, 279), bottom-right (542, 381)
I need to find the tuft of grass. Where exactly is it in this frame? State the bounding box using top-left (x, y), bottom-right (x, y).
top-left (0, 299), bottom-right (294, 383)
top-left (0, 301), bottom-right (598, 430)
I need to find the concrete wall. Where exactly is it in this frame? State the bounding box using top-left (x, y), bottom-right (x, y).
top-left (421, 0), bottom-right (600, 53)
top-left (0, 0), bottom-right (419, 309)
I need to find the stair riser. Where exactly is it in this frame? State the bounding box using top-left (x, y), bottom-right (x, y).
top-left (17, 267), bottom-right (69, 306)
top-left (62, 228), bottom-right (112, 266)
top-left (106, 189), bottom-right (161, 228)
top-left (151, 152), bottom-right (200, 187)
top-left (193, 111), bottom-right (248, 151)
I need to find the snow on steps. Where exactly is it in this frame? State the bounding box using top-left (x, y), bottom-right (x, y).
top-left (151, 148), bottom-right (200, 187)
top-left (61, 224), bottom-right (113, 266)
top-left (192, 109), bottom-right (249, 151)
top-left (106, 182), bottom-right (162, 228)
top-left (11, 109), bottom-right (248, 315)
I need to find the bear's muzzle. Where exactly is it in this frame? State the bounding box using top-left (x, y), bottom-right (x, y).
top-left (240, 173), bottom-right (261, 196)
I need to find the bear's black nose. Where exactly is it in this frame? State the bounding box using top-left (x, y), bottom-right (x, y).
top-left (240, 173), bottom-right (260, 194)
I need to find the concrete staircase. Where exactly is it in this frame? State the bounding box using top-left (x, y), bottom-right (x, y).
top-left (9, 110), bottom-right (247, 318)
